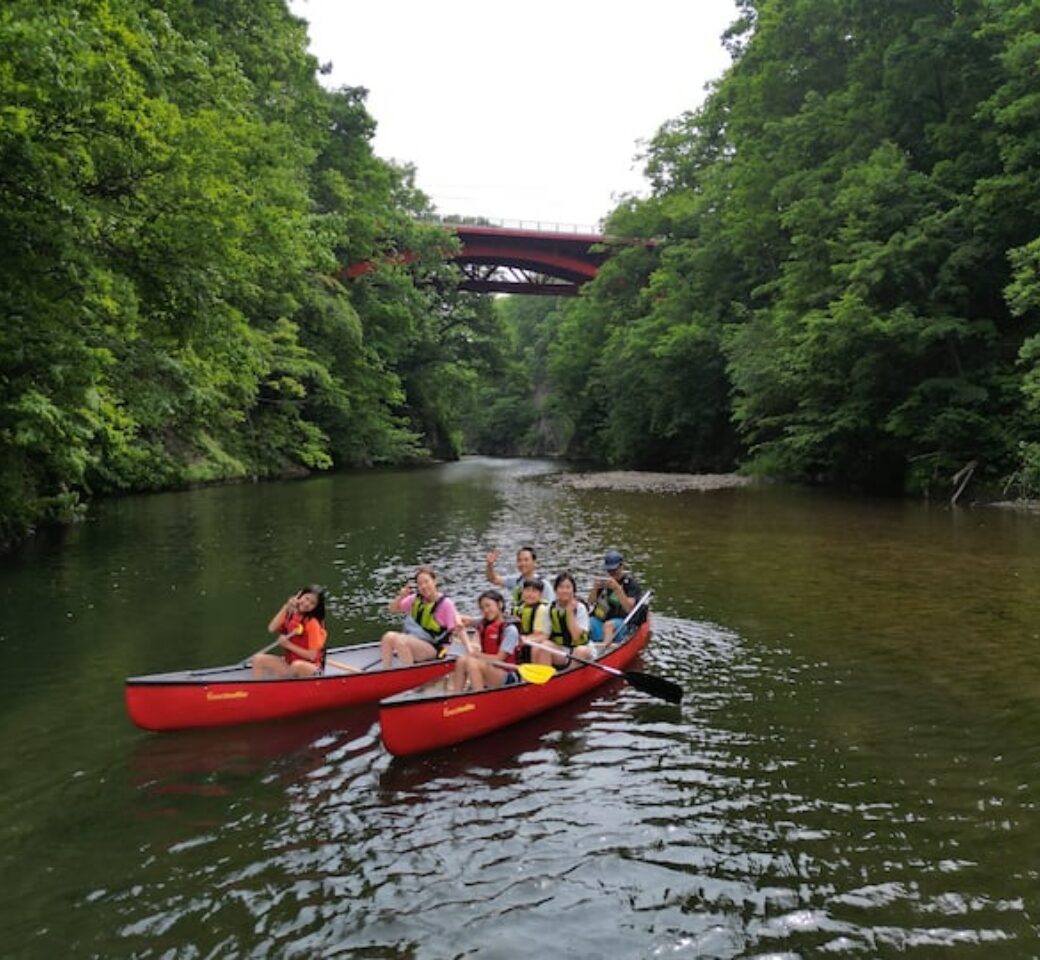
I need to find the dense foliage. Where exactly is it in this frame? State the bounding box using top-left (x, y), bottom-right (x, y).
top-left (461, 296), bottom-right (565, 457)
top-left (510, 0), bottom-right (1040, 495)
top-left (8, 0), bottom-right (1040, 547)
top-left (0, 0), bottom-right (504, 546)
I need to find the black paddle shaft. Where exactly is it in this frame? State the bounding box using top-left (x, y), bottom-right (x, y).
top-left (577, 656), bottom-right (684, 705)
top-left (523, 591), bottom-right (685, 704)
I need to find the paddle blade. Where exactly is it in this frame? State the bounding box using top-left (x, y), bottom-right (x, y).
top-left (517, 663), bottom-right (555, 685)
top-left (623, 670), bottom-right (684, 704)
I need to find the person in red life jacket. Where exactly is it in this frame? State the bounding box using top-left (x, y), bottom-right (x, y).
top-left (252, 584), bottom-right (328, 678)
top-left (380, 565), bottom-right (460, 668)
top-left (529, 572), bottom-right (591, 668)
top-left (448, 590), bottom-right (522, 692)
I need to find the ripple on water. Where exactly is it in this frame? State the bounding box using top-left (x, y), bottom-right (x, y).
top-left (7, 461), bottom-right (1040, 957)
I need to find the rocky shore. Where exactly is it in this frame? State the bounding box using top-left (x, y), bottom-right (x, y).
top-left (548, 471), bottom-right (755, 493)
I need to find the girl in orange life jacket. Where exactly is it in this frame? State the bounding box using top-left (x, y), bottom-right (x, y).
top-left (252, 585), bottom-right (328, 678)
top-left (448, 590), bottom-right (523, 692)
top-left (529, 572), bottom-right (590, 668)
top-left (380, 565), bottom-right (461, 669)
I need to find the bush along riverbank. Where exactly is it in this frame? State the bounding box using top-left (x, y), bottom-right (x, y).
top-left (463, 5), bottom-right (1040, 501)
top-left (0, 1), bottom-right (505, 549)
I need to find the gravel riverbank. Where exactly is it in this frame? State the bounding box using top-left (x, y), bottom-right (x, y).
top-left (548, 470), bottom-right (755, 493)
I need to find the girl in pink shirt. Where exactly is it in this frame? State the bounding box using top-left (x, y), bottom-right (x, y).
top-left (380, 565), bottom-right (459, 668)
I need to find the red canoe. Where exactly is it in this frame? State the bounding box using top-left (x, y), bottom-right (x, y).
top-left (125, 642), bottom-right (454, 732)
top-left (379, 612), bottom-right (654, 757)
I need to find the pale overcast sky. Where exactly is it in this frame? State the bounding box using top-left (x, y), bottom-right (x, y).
top-left (289, 1), bottom-right (737, 229)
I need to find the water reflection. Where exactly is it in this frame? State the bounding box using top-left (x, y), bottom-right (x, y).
top-left (130, 708), bottom-right (381, 802)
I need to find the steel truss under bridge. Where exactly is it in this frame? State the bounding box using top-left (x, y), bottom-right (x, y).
top-left (342, 219), bottom-right (642, 296)
top-left (456, 262), bottom-right (587, 296)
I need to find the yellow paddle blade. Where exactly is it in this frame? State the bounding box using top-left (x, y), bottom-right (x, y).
top-left (517, 663), bottom-right (555, 685)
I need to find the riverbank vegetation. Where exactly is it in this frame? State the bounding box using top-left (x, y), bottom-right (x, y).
top-left (6, 1), bottom-right (1040, 547)
top-left (474, 0), bottom-right (1040, 500)
top-left (0, 0), bottom-right (505, 546)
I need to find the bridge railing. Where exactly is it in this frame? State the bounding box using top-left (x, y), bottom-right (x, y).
top-left (417, 213), bottom-right (603, 236)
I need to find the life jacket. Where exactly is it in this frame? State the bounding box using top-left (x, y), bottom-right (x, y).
top-left (479, 618), bottom-right (518, 664)
top-left (516, 601), bottom-right (549, 636)
top-left (594, 574), bottom-right (639, 620)
top-left (549, 602), bottom-right (589, 648)
top-left (409, 594), bottom-right (449, 648)
top-left (510, 574), bottom-right (549, 612)
top-left (281, 611), bottom-right (326, 668)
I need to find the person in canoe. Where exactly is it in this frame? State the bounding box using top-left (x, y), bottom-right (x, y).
top-left (448, 590), bottom-right (523, 692)
top-left (587, 550), bottom-right (643, 647)
top-left (529, 572), bottom-right (591, 668)
top-left (485, 545), bottom-right (555, 609)
top-left (514, 577), bottom-right (551, 659)
top-left (380, 565), bottom-right (460, 668)
top-left (252, 585), bottom-right (328, 678)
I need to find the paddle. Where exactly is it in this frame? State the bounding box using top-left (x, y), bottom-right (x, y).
top-left (325, 656), bottom-right (362, 674)
top-left (188, 632), bottom-right (303, 678)
top-left (523, 636), bottom-right (682, 703)
top-left (243, 637), bottom-right (283, 667)
top-left (487, 659), bottom-right (555, 685)
top-left (523, 590), bottom-right (683, 704)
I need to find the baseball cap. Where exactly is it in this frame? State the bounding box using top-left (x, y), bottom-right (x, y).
top-left (603, 550), bottom-right (624, 571)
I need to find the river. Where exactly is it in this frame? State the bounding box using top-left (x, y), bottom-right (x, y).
top-left (2, 457), bottom-right (1039, 958)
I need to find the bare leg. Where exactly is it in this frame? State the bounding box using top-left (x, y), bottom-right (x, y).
top-left (381, 631), bottom-right (437, 668)
top-left (531, 643), bottom-right (568, 668)
top-left (447, 657), bottom-right (468, 692)
top-left (252, 652), bottom-right (290, 678)
top-left (380, 630), bottom-right (399, 669)
top-left (480, 661), bottom-right (509, 689)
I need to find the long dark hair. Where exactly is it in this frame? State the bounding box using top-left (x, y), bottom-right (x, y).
top-left (297, 584), bottom-right (327, 623)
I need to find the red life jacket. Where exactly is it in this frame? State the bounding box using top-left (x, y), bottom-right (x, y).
top-left (281, 611), bottom-right (326, 667)
top-left (479, 618), bottom-right (517, 664)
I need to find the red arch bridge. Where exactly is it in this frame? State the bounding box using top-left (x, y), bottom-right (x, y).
top-left (343, 219), bottom-right (621, 296)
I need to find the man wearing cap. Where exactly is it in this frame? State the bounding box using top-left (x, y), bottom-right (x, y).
top-left (588, 550), bottom-right (643, 646)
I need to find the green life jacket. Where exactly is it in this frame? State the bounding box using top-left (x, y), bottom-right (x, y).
top-left (516, 601), bottom-right (549, 636)
top-left (409, 595), bottom-right (448, 646)
top-left (549, 602), bottom-right (589, 648)
top-left (594, 574), bottom-right (639, 621)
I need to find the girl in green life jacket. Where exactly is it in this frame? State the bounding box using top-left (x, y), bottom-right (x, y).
top-left (530, 572), bottom-right (590, 668)
top-left (380, 566), bottom-right (460, 668)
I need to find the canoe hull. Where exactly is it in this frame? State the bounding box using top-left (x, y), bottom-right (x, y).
top-left (378, 620), bottom-right (651, 756)
top-left (125, 644), bottom-right (454, 731)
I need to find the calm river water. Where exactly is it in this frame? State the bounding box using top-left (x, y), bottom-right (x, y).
top-left (2, 457), bottom-right (1039, 958)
